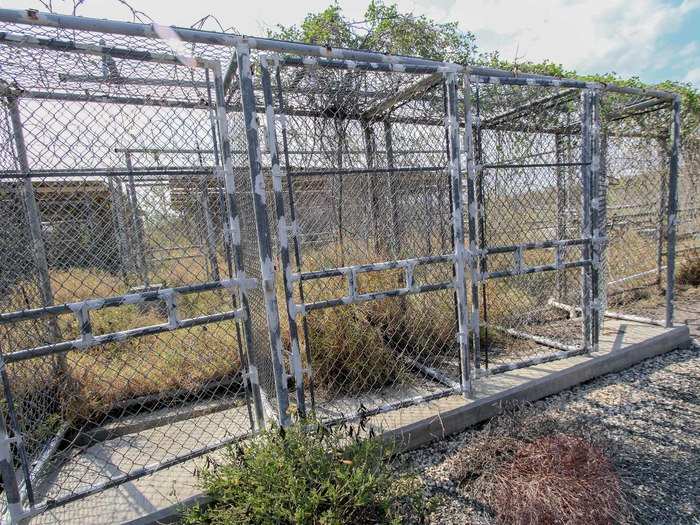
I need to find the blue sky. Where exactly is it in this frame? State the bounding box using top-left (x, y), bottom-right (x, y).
top-left (4, 0), bottom-right (699, 87)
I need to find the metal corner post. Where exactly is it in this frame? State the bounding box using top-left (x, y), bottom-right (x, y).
top-left (462, 74), bottom-right (482, 369)
top-left (210, 61), bottom-right (266, 428)
top-left (445, 72), bottom-right (471, 395)
top-left (589, 89), bottom-right (602, 351)
top-left (259, 55), bottom-right (306, 417)
top-left (235, 45), bottom-right (291, 426)
top-left (665, 96), bottom-right (681, 327)
top-left (580, 91), bottom-right (594, 351)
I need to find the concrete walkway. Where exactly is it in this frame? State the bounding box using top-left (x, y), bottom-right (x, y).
top-left (26, 318), bottom-right (689, 525)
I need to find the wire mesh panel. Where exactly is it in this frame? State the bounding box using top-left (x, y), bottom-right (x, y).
top-left (600, 93), bottom-right (673, 313)
top-left (676, 137), bottom-right (699, 270)
top-left (0, 8), bottom-right (683, 523)
top-left (0, 28), bottom-right (261, 519)
top-left (466, 77), bottom-right (592, 368)
top-left (259, 55), bottom-right (467, 423)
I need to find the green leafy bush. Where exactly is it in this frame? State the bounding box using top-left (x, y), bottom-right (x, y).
top-left (182, 421), bottom-right (425, 524)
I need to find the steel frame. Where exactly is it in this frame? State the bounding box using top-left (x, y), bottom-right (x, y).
top-left (0, 8), bottom-right (683, 523)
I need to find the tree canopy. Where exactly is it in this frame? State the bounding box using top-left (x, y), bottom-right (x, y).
top-left (268, 1), bottom-right (699, 137)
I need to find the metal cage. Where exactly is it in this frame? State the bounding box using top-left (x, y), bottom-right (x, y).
top-left (0, 8), bottom-right (685, 523)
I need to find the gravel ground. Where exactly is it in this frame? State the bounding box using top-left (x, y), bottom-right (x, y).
top-left (398, 295), bottom-right (700, 525)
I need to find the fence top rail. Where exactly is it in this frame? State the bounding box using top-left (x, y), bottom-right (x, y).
top-left (0, 7), bottom-right (679, 102)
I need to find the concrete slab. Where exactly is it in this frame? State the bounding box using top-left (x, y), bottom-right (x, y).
top-left (23, 318), bottom-right (690, 525)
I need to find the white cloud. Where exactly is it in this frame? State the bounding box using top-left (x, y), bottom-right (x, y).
top-left (427, 0), bottom-right (700, 79)
top-left (685, 67), bottom-right (700, 87)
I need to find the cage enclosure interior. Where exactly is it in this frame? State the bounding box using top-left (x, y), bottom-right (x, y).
top-left (0, 8), bottom-right (693, 523)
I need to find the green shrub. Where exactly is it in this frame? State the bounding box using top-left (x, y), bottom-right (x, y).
top-left (182, 421), bottom-right (425, 525)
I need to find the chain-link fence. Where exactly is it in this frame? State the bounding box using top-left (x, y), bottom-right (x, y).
top-left (0, 8), bottom-right (682, 523)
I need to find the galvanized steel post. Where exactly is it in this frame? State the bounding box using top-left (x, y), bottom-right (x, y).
top-left (259, 55), bottom-right (306, 417)
top-left (235, 45), bottom-right (291, 426)
top-left (666, 96), bottom-right (681, 327)
top-left (445, 72), bottom-right (471, 394)
top-left (589, 90), bottom-right (602, 351)
top-left (463, 75), bottom-right (482, 369)
top-left (580, 91), bottom-right (594, 351)
top-left (210, 62), bottom-right (267, 429)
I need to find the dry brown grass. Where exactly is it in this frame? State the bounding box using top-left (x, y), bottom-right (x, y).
top-left (677, 249), bottom-right (700, 286)
top-left (4, 267), bottom-right (242, 418)
top-left (444, 403), bottom-right (628, 525)
top-left (490, 435), bottom-right (622, 525)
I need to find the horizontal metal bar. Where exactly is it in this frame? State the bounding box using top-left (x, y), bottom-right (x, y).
top-left (5, 309), bottom-right (246, 363)
top-left (547, 300), bottom-right (668, 327)
top-left (394, 353), bottom-right (460, 389)
top-left (482, 238), bottom-right (588, 256)
top-left (481, 259), bottom-right (589, 281)
top-left (607, 267), bottom-right (664, 286)
top-left (0, 30), bottom-right (210, 68)
top-left (20, 429), bottom-right (253, 521)
top-left (289, 165), bottom-right (444, 177)
top-left (59, 73), bottom-right (210, 89)
top-left (479, 346), bottom-right (588, 376)
top-left (299, 281), bottom-right (453, 314)
top-left (482, 161), bottom-right (588, 169)
top-left (114, 148), bottom-right (214, 154)
top-left (489, 325), bottom-right (580, 352)
top-left (322, 385), bottom-right (462, 427)
top-left (473, 74), bottom-right (597, 90)
top-left (279, 55), bottom-right (446, 75)
top-left (295, 254), bottom-right (453, 282)
top-left (0, 278), bottom-right (256, 324)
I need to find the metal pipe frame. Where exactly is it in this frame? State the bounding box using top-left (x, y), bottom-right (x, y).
top-left (236, 44), bottom-right (291, 427)
top-left (477, 346), bottom-right (588, 376)
top-left (445, 72), bottom-right (472, 395)
top-left (0, 277), bottom-right (255, 324)
top-left (293, 253), bottom-right (453, 282)
top-left (0, 8), bottom-right (678, 99)
top-left (580, 92), bottom-right (594, 351)
top-left (463, 74), bottom-right (482, 370)
top-left (666, 97), bottom-right (681, 327)
top-left (259, 54), bottom-right (306, 417)
top-left (210, 61), bottom-right (267, 428)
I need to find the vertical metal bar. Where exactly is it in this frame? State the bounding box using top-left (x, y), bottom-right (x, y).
top-left (362, 122), bottom-right (381, 254)
top-left (107, 177), bottom-right (130, 283)
top-left (555, 133), bottom-right (567, 300)
top-left (446, 72), bottom-right (471, 395)
top-left (463, 75), bottom-right (482, 369)
top-left (0, 372), bottom-right (23, 524)
top-left (656, 137), bottom-right (669, 289)
top-left (206, 69), bottom-right (254, 431)
top-left (211, 63), bottom-right (266, 428)
top-left (0, 365), bottom-right (34, 507)
top-left (273, 65), bottom-right (316, 410)
top-left (235, 45), bottom-right (291, 426)
top-left (474, 84), bottom-right (489, 368)
top-left (7, 96), bottom-right (64, 504)
top-left (260, 55), bottom-right (306, 417)
top-left (198, 156), bottom-right (220, 281)
top-left (336, 123), bottom-right (346, 266)
top-left (124, 152), bottom-right (149, 287)
top-left (590, 90), bottom-right (602, 351)
top-left (666, 96), bottom-right (681, 328)
top-left (383, 121), bottom-right (400, 256)
top-left (580, 91), bottom-right (593, 350)
top-left (7, 95), bottom-right (59, 335)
